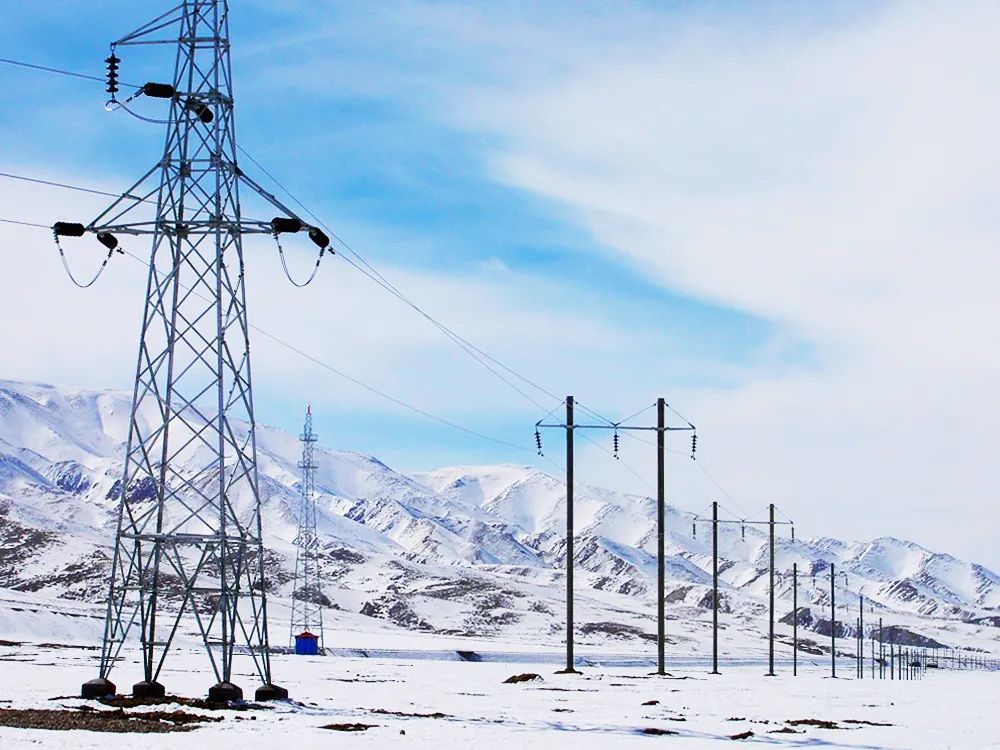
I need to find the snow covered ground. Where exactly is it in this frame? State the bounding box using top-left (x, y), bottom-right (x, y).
top-left (2, 379), bottom-right (1000, 745)
top-left (0, 637), bottom-right (997, 748)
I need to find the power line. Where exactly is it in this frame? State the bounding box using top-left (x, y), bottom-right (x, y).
top-left (0, 171), bottom-right (154, 203)
top-left (0, 51), bottom-right (714, 490)
top-left (0, 213), bottom-right (533, 454)
top-left (0, 52), bottom-right (614, 422)
top-left (108, 251), bottom-right (532, 455)
top-left (234, 146), bottom-right (568, 413)
top-left (0, 217), bottom-right (50, 228)
top-left (0, 56), bottom-right (138, 88)
top-left (3, 170), bottom-right (749, 512)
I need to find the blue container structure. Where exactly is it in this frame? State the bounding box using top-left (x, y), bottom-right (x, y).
top-left (294, 631), bottom-right (319, 656)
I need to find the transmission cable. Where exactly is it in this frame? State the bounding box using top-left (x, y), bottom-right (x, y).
top-left (0, 171), bottom-right (152, 203)
top-left (235, 145), bottom-right (562, 412)
top-left (3, 53), bottom-right (621, 423)
top-left (0, 56), bottom-right (140, 88)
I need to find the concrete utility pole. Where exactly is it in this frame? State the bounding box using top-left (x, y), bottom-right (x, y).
top-left (711, 500), bottom-right (720, 675)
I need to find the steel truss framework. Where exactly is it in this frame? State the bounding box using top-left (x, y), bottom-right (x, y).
top-left (289, 406), bottom-right (324, 648)
top-left (76, 0), bottom-right (320, 702)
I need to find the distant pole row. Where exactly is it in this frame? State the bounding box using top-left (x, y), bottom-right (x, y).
top-left (534, 396), bottom-right (997, 679)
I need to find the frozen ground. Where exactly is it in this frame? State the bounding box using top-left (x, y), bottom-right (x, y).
top-left (0, 637), bottom-right (997, 748)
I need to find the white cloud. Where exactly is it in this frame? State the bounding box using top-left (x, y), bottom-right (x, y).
top-left (4, 0), bottom-right (1000, 566)
top-left (411, 1), bottom-right (1000, 564)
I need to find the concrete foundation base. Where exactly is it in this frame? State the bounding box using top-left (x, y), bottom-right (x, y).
top-left (81, 678), bottom-right (116, 699)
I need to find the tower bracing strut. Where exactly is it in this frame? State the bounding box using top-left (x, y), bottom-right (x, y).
top-left (72, 0), bottom-right (328, 702)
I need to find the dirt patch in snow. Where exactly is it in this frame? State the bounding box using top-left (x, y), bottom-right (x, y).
top-left (0, 706), bottom-right (220, 733)
top-left (368, 708), bottom-right (448, 719)
top-left (96, 695), bottom-right (270, 712)
top-left (504, 673), bottom-right (542, 684)
top-left (787, 718), bottom-right (843, 729)
top-left (321, 722), bottom-right (378, 732)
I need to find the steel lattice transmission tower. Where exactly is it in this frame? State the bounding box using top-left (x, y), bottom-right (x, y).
top-left (289, 406), bottom-right (325, 649)
top-left (67, 1), bottom-right (330, 703)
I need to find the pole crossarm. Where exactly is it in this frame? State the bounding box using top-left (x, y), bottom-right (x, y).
top-left (536, 423), bottom-right (694, 431)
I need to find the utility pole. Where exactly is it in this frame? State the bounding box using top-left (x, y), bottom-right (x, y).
top-left (72, 0), bottom-right (331, 702)
top-left (656, 398), bottom-right (666, 676)
top-left (856, 617), bottom-right (861, 679)
top-left (830, 562), bottom-right (837, 678)
top-left (871, 636), bottom-right (875, 679)
top-left (792, 563), bottom-right (798, 676)
top-left (879, 618), bottom-right (884, 679)
top-left (859, 593), bottom-right (864, 680)
top-left (711, 500), bottom-right (720, 675)
top-left (289, 406), bottom-right (324, 650)
top-left (766, 503), bottom-right (776, 676)
top-left (561, 396), bottom-right (577, 674)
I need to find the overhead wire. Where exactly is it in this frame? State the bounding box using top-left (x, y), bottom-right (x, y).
top-left (0, 213), bottom-right (534, 453)
top-left (1, 56), bottom-right (766, 523)
top-left (234, 145), bottom-right (568, 413)
top-left (0, 56), bottom-right (140, 88)
top-left (0, 171), bottom-right (153, 204)
top-left (2, 168), bottom-right (759, 524)
top-left (0, 217), bottom-right (50, 228)
top-left (0, 54), bottom-right (624, 427)
top-left (112, 247), bottom-right (533, 454)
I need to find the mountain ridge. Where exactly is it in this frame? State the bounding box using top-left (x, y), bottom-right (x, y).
top-left (0, 378), bottom-right (998, 653)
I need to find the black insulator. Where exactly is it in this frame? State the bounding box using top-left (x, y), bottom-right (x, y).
top-left (741, 523), bottom-right (746, 540)
top-left (187, 98), bottom-right (213, 123)
top-left (53, 222), bottom-right (86, 237)
top-left (105, 54), bottom-right (120, 95)
top-left (691, 433), bottom-right (698, 456)
top-left (96, 232), bottom-right (119, 251)
top-left (612, 430), bottom-right (620, 460)
top-left (142, 82), bottom-right (176, 99)
top-left (791, 525), bottom-right (795, 541)
top-left (535, 429), bottom-right (543, 456)
top-left (692, 521), bottom-right (696, 538)
top-left (308, 227), bottom-right (330, 249)
top-left (271, 217), bottom-right (302, 234)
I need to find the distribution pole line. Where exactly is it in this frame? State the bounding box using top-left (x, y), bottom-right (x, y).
top-left (692, 507), bottom-right (793, 676)
top-left (535, 398), bottom-right (695, 676)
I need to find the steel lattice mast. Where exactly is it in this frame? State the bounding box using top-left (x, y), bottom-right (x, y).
top-left (69, 1), bottom-right (329, 703)
top-left (289, 406), bottom-right (324, 649)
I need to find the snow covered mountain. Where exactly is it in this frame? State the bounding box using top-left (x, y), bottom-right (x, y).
top-left (1, 379), bottom-right (999, 653)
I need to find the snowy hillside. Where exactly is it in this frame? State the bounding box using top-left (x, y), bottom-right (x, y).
top-left (1, 379), bottom-right (999, 655)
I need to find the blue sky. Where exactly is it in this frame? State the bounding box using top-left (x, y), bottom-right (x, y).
top-left (3, 1), bottom-right (1000, 566)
